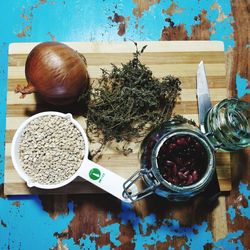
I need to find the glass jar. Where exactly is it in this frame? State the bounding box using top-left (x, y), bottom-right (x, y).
top-left (123, 119), bottom-right (215, 201)
top-left (205, 98), bottom-right (250, 151)
top-left (123, 98), bottom-right (250, 202)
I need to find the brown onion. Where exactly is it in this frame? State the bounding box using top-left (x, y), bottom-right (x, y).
top-left (15, 42), bottom-right (89, 105)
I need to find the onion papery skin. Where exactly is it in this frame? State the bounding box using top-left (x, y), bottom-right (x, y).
top-left (18, 42), bottom-right (89, 105)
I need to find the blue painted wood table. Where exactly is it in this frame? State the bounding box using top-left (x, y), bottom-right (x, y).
top-left (0, 1), bottom-right (249, 249)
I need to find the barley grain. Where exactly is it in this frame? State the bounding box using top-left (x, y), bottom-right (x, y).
top-left (18, 115), bottom-right (85, 185)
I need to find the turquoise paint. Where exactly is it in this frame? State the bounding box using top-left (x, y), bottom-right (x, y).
top-left (226, 182), bottom-right (250, 228)
top-left (62, 238), bottom-right (84, 250)
top-left (119, 202), bottom-right (245, 250)
top-left (209, 0), bottom-right (235, 50)
top-left (0, 42), bottom-right (8, 184)
top-left (79, 234), bottom-right (99, 249)
top-left (236, 74), bottom-right (250, 98)
top-left (119, 202), bottom-right (214, 249)
top-left (161, 0), bottom-right (205, 36)
top-left (141, 214), bottom-right (157, 234)
top-left (0, 0), bottom-right (249, 248)
top-left (98, 245), bottom-right (111, 250)
top-left (117, 202), bottom-right (246, 249)
top-left (63, 236), bottom-right (99, 250)
top-left (227, 206), bottom-right (236, 224)
top-left (239, 182), bottom-right (250, 220)
top-left (0, 196), bottom-right (74, 250)
top-left (213, 230), bottom-right (244, 250)
top-left (154, 0), bottom-right (234, 50)
top-left (101, 223), bottom-right (121, 247)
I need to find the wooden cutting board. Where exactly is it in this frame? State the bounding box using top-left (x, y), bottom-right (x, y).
top-left (4, 41), bottom-right (231, 195)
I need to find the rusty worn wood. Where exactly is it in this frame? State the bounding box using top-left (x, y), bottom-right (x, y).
top-left (211, 196), bottom-right (228, 241)
top-left (224, 1), bottom-right (250, 248)
top-left (47, 2), bottom-right (249, 249)
top-left (4, 41), bottom-right (232, 195)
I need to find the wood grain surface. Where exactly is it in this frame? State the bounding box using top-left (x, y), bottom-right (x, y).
top-left (4, 41), bottom-right (232, 195)
top-left (0, 1), bottom-right (249, 249)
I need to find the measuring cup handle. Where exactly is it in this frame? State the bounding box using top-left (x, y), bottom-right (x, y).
top-left (78, 159), bottom-right (138, 203)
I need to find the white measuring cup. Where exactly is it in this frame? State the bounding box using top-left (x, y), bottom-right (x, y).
top-left (11, 111), bottom-right (138, 202)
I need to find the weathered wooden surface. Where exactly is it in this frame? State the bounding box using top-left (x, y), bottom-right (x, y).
top-left (0, 1), bottom-right (249, 249)
top-left (4, 41), bottom-right (231, 195)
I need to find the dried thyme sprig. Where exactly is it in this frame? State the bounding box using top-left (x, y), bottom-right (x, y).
top-left (87, 43), bottom-right (182, 155)
top-left (172, 114), bottom-right (197, 127)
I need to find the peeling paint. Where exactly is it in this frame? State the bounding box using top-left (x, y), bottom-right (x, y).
top-left (161, 9), bottom-right (212, 41)
top-left (228, 182), bottom-right (250, 225)
top-left (236, 74), bottom-right (250, 98)
top-left (191, 9), bottom-right (211, 40)
top-left (61, 238), bottom-right (85, 249)
top-left (238, 182), bottom-right (250, 220)
top-left (227, 206), bottom-right (236, 224)
top-left (56, 183), bottom-right (250, 248)
top-left (132, 0), bottom-right (160, 18)
top-left (21, 12), bottom-right (30, 21)
top-left (0, 0), bottom-right (249, 249)
top-left (80, 234), bottom-right (99, 249)
top-left (17, 0), bottom-right (65, 39)
top-left (213, 230), bottom-right (244, 249)
top-left (12, 201), bottom-right (21, 207)
top-left (98, 245), bottom-right (111, 250)
top-left (55, 239), bottom-right (68, 250)
top-left (17, 25), bottom-right (32, 38)
top-left (0, 219), bottom-right (7, 227)
top-left (161, 23), bottom-right (188, 41)
top-left (211, 2), bottom-right (228, 22)
top-left (101, 223), bottom-right (121, 247)
top-left (17, 0), bottom-right (47, 38)
top-left (119, 203), bottom-right (214, 249)
top-left (160, 1), bottom-right (234, 49)
top-left (48, 31), bottom-right (56, 41)
top-left (162, 2), bottom-right (185, 16)
top-left (0, 196), bottom-right (74, 249)
top-left (108, 12), bottom-right (129, 36)
top-left (57, 199), bottom-right (247, 249)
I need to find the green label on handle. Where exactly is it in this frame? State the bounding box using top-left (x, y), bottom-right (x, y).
top-left (89, 168), bottom-right (101, 180)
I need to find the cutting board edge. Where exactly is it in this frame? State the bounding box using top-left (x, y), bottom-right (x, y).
top-left (8, 40), bottom-right (225, 54)
top-left (5, 41), bottom-right (231, 195)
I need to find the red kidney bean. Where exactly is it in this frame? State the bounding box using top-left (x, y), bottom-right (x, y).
top-left (192, 170), bottom-right (199, 181)
top-left (165, 160), bottom-right (175, 168)
top-left (179, 167), bottom-right (187, 172)
top-left (186, 174), bottom-right (193, 185)
top-left (157, 134), bottom-right (207, 187)
top-left (172, 164), bottom-right (178, 176)
top-left (172, 177), bottom-right (178, 185)
top-left (176, 137), bottom-right (188, 146)
top-left (169, 143), bottom-right (177, 150)
top-left (178, 172), bottom-right (187, 180)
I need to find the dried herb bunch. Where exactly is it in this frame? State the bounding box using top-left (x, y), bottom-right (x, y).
top-left (87, 43), bottom-right (181, 153)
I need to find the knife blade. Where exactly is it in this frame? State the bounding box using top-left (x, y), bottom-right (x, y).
top-left (197, 61), bottom-right (212, 133)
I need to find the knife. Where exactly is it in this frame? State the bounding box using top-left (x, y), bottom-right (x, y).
top-left (197, 61), bottom-right (212, 133)
top-left (197, 61), bottom-right (221, 202)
